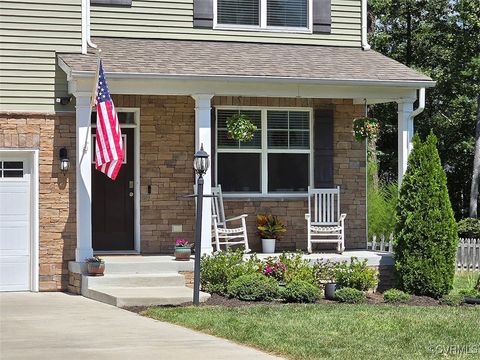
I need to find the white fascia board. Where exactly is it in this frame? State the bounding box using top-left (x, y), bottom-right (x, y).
top-left (70, 76), bottom-right (419, 102)
top-left (68, 70), bottom-right (436, 89)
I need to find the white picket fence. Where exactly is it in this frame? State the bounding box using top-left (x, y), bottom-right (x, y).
top-left (457, 238), bottom-right (480, 271)
top-left (367, 234), bottom-right (480, 271)
top-left (367, 233), bottom-right (394, 253)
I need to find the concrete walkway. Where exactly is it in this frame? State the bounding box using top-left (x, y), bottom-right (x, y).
top-left (0, 292), bottom-right (282, 360)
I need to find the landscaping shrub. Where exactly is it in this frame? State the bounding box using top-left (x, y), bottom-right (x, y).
top-left (394, 133), bottom-right (459, 298)
top-left (476, 275), bottom-right (480, 292)
top-left (200, 250), bottom-right (261, 295)
top-left (282, 279), bottom-right (321, 303)
top-left (263, 257), bottom-right (287, 282)
top-left (227, 274), bottom-right (279, 301)
top-left (312, 260), bottom-right (343, 285)
top-left (279, 252), bottom-right (315, 285)
top-left (383, 289), bottom-right (411, 303)
top-left (334, 287), bottom-right (366, 304)
top-left (457, 218), bottom-right (480, 238)
top-left (335, 257), bottom-right (378, 291)
top-left (439, 294), bottom-right (464, 306)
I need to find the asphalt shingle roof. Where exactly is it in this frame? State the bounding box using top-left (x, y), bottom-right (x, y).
top-left (58, 38), bottom-right (433, 83)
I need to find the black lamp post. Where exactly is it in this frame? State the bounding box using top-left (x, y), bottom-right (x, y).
top-left (193, 144), bottom-right (209, 305)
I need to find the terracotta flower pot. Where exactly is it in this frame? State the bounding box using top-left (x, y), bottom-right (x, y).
top-left (87, 262), bottom-right (105, 276)
top-left (175, 246), bottom-right (192, 261)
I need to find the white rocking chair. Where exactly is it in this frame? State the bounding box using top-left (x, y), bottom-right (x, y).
top-left (211, 185), bottom-right (250, 252)
top-left (305, 186), bottom-right (346, 253)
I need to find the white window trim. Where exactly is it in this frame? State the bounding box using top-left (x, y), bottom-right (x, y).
top-left (213, 0), bottom-right (313, 34)
top-left (215, 106), bottom-right (314, 197)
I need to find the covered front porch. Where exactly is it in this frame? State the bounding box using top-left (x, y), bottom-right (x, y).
top-left (58, 38), bottom-right (434, 262)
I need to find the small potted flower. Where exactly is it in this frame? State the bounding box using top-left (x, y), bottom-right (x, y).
top-left (174, 239), bottom-right (192, 261)
top-left (85, 256), bottom-right (105, 276)
top-left (313, 260), bottom-right (343, 300)
top-left (256, 214), bottom-right (287, 254)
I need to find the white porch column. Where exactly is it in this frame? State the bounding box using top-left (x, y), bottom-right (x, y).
top-left (192, 94), bottom-right (214, 255)
top-left (74, 93), bottom-right (94, 261)
top-left (397, 100), bottom-right (414, 186)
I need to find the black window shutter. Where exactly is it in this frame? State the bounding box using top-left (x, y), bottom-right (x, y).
top-left (91, 0), bottom-right (132, 6)
top-left (194, 0), bottom-right (214, 28)
top-left (211, 107), bottom-right (216, 187)
top-left (313, 109), bottom-right (334, 188)
top-left (312, 0), bottom-right (331, 33)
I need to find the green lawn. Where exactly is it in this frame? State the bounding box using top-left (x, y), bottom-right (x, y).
top-left (144, 303), bottom-right (480, 360)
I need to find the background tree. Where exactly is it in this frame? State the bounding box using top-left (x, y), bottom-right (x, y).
top-left (369, 0), bottom-right (480, 219)
top-left (394, 133), bottom-right (458, 298)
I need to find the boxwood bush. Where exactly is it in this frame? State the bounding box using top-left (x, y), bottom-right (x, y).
top-left (282, 279), bottom-right (320, 303)
top-left (227, 274), bottom-right (279, 301)
top-left (394, 133), bottom-right (459, 298)
top-left (334, 287), bottom-right (366, 303)
top-left (383, 289), bottom-right (411, 303)
top-left (200, 250), bottom-right (262, 295)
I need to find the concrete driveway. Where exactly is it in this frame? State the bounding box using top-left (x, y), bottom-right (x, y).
top-left (0, 292), bottom-right (282, 360)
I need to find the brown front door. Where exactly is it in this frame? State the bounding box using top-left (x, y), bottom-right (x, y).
top-left (92, 127), bottom-right (135, 251)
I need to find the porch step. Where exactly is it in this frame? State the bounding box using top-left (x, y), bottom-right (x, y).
top-left (84, 273), bottom-right (186, 288)
top-left (101, 256), bottom-right (194, 274)
top-left (80, 256), bottom-right (209, 307)
top-left (84, 286), bottom-right (210, 307)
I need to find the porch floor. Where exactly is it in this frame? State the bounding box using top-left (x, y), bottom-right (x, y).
top-left (97, 250), bottom-right (394, 269)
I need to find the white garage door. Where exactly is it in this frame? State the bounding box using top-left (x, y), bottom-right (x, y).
top-left (0, 156), bottom-right (31, 291)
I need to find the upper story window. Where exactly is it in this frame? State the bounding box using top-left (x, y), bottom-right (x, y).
top-left (216, 0), bottom-right (310, 31)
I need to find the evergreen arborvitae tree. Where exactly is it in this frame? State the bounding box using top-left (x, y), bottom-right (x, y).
top-left (394, 132), bottom-right (458, 298)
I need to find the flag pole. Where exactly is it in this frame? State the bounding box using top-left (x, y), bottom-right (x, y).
top-left (80, 48), bottom-right (102, 166)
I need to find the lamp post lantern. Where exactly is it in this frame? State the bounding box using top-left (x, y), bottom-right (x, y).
top-left (193, 144), bottom-right (209, 305)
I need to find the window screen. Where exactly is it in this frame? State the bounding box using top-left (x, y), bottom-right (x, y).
top-left (267, 0), bottom-right (308, 27)
top-left (217, 0), bottom-right (260, 26)
top-left (217, 153), bottom-right (261, 192)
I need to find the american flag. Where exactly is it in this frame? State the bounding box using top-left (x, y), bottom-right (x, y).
top-left (94, 60), bottom-right (124, 180)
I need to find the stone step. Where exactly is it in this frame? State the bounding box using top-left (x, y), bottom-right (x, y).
top-left (84, 273), bottom-right (186, 288)
top-left (100, 256), bottom-right (194, 274)
top-left (84, 286), bottom-right (210, 307)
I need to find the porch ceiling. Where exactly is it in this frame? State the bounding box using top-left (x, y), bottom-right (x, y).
top-left (58, 38), bottom-right (434, 87)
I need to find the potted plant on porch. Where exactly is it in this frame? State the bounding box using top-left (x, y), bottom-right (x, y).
top-left (256, 214), bottom-right (286, 254)
top-left (174, 239), bottom-right (192, 261)
top-left (85, 256), bottom-right (105, 276)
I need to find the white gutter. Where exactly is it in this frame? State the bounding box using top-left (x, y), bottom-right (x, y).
top-left (361, 0), bottom-right (371, 51)
top-left (410, 87), bottom-right (426, 118)
top-left (81, 0), bottom-right (97, 54)
top-left (64, 69), bottom-right (436, 88)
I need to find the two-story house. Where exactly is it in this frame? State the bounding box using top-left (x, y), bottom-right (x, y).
top-left (0, 0), bottom-right (434, 294)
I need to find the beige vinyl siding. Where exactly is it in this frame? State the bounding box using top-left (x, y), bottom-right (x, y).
top-left (91, 0), bottom-right (362, 47)
top-left (0, 1), bottom-right (82, 112)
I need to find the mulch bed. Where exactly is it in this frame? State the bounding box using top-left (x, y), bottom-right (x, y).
top-left (124, 292), bottom-right (442, 313)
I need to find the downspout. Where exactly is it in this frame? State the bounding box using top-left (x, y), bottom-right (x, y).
top-left (410, 88), bottom-right (426, 119)
top-left (86, 0), bottom-right (98, 49)
top-left (361, 0), bottom-right (371, 51)
top-left (81, 0), bottom-right (87, 54)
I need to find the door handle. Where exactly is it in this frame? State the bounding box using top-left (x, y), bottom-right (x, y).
top-left (129, 192), bottom-right (134, 197)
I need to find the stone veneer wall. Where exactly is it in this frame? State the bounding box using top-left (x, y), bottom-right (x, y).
top-left (0, 96), bottom-right (365, 290)
top-left (0, 113), bottom-right (76, 291)
top-left (113, 95), bottom-right (366, 253)
top-left (212, 97), bottom-right (366, 251)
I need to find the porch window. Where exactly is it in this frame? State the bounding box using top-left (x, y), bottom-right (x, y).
top-left (216, 108), bottom-right (312, 195)
top-left (216, 0), bottom-right (310, 31)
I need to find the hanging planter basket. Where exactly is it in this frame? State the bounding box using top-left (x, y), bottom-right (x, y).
top-left (226, 114), bottom-right (257, 142)
top-left (352, 117), bottom-right (379, 142)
